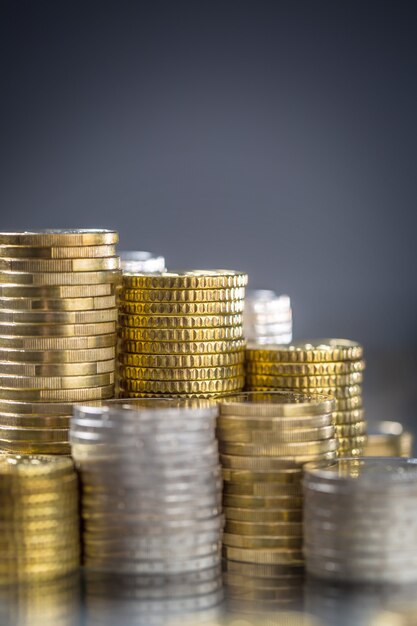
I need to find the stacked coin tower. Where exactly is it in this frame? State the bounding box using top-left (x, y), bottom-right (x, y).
top-left (365, 421), bottom-right (413, 457)
top-left (243, 290), bottom-right (293, 345)
top-left (117, 270), bottom-right (247, 397)
top-left (246, 340), bottom-right (366, 456)
top-left (71, 400), bottom-right (224, 578)
top-left (0, 230), bottom-right (121, 454)
top-left (217, 391), bottom-right (336, 611)
top-left (120, 251), bottom-right (166, 273)
top-left (303, 458), bottom-right (417, 583)
top-left (0, 455), bottom-right (80, 582)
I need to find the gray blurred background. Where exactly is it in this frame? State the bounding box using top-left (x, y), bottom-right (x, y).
top-left (0, 1), bottom-right (416, 431)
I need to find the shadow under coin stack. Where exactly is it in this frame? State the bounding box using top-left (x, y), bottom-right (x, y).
top-left (0, 230), bottom-right (121, 454)
top-left (0, 455), bottom-right (80, 583)
top-left (246, 340), bottom-right (366, 457)
top-left (243, 290), bottom-right (293, 345)
top-left (71, 400), bottom-right (224, 594)
top-left (217, 391), bottom-right (336, 616)
top-left (303, 458), bottom-right (417, 584)
top-left (117, 271), bottom-right (247, 398)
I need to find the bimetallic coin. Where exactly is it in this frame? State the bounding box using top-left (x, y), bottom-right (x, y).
top-left (122, 287), bottom-right (245, 303)
top-left (0, 244), bottom-right (117, 258)
top-left (120, 365), bottom-right (244, 382)
top-left (0, 308), bottom-right (117, 325)
top-left (119, 299), bottom-right (245, 316)
top-left (119, 313), bottom-right (243, 329)
top-left (119, 338), bottom-right (246, 355)
top-left (118, 351), bottom-right (245, 369)
top-left (0, 256), bottom-right (120, 272)
top-left (122, 271), bottom-right (248, 290)
top-left (246, 340), bottom-right (363, 363)
top-left (246, 360), bottom-right (366, 377)
top-left (0, 230), bottom-right (118, 246)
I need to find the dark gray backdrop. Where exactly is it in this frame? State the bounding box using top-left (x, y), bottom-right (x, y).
top-left (1, 1), bottom-right (416, 428)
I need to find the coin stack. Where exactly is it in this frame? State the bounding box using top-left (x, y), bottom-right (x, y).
top-left (117, 270), bottom-right (247, 398)
top-left (120, 251), bottom-right (166, 273)
top-left (217, 391), bottom-right (336, 611)
top-left (246, 340), bottom-right (366, 456)
top-left (303, 458), bottom-right (417, 583)
top-left (0, 454), bottom-right (80, 583)
top-left (71, 400), bottom-right (224, 578)
top-left (243, 290), bottom-right (293, 345)
top-left (365, 421), bottom-right (413, 457)
top-left (0, 230), bottom-right (121, 454)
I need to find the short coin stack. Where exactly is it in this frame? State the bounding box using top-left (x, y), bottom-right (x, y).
top-left (246, 340), bottom-right (366, 457)
top-left (217, 391), bottom-right (336, 611)
top-left (365, 421), bottom-right (413, 457)
top-left (120, 250), bottom-right (166, 273)
top-left (243, 290), bottom-right (293, 345)
top-left (303, 458), bottom-right (417, 583)
top-left (71, 400), bottom-right (224, 580)
top-left (0, 230), bottom-right (121, 454)
top-left (117, 270), bottom-right (247, 397)
top-left (0, 454), bottom-right (80, 583)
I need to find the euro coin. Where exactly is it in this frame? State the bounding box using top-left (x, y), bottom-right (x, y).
top-left (0, 372), bottom-right (114, 389)
top-left (0, 334), bottom-right (116, 350)
top-left (0, 256), bottom-right (120, 272)
top-left (120, 365), bottom-right (244, 381)
top-left (0, 269), bottom-right (121, 286)
top-left (120, 377), bottom-right (244, 394)
top-left (246, 340), bottom-right (363, 363)
top-left (0, 308), bottom-right (117, 324)
top-left (0, 385), bottom-right (114, 401)
top-left (119, 338), bottom-right (246, 355)
top-left (0, 294), bottom-right (117, 311)
top-left (0, 321), bottom-right (116, 336)
top-left (118, 351), bottom-right (245, 368)
top-left (0, 230), bottom-right (118, 246)
top-left (118, 326), bottom-right (244, 342)
top-left (119, 313), bottom-right (243, 329)
top-left (333, 409), bottom-right (365, 424)
top-left (246, 360), bottom-right (366, 376)
top-left (0, 359), bottom-right (115, 377)
top-left (0, 283), bottom-right (117, 298)
top-left (334, 421), bottom-right (367, 437)
top-left (0, 346), bottom-right (116, 363)
top-left (123, 270), bottom-right (248, 290)
top-left (122, 287), bottom-right (245, 303)
top-left (0, 244), bottom-right (117, 258)
top-left (119, 299), bottom-right (245, 315)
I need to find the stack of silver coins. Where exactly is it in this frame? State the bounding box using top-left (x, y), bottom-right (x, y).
top-left (71, 400), bottom-right (224, 579)
top-left (303, 458), bottom-right (417, 583)
top-left (120, 251), bottom-right (166, 273)
top-left (243, 290), bottom-right (292, 345)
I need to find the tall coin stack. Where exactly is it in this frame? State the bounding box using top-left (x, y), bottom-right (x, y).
top-left (0, 230), bottom-right (121, 454)
top-left (117, 270), bottom-right (247, 398)
top-left (71, 400), bottom-right (224, 582)
top-left (303, 458), bottom-right (417, 583)
top-left (217, 392), bottom-right (336, 614)
top-left (243, 290), bottom-right (293, 345)
top-left (246, 340), bottom-right (366, 456)
top-left (0, 455), bottom-right (80, 583)
top-left (120, 250), bottom-right (166, 273)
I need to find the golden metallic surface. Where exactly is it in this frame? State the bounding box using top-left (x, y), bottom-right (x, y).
top-left (119, 312), bottom-right (243, 329)
top-left (0, 372), bottom-right (114, 390)
top-left (119, 299), bottom-right (245, 315)
top-left (0, 321), bottom-right (116, 337)
top-left (223, 534), bottom-right (302, 550)
top-left (218, 439), bottom-right (338, 457)
top-left (222, 468), bottom-right (302, 484)
top-left (0, 334), bottom-right (116, 350)
top-left (118, 325), bottom-right (244, 342)
top-left (336, 435), bottom-right (367, 449)
top-left (246, 359), bottom-right (366, 377)
top-left (223, 508), bottom-right (302, 523)
top-left (365, 433), bottom-right (413, 457)
top-left (223, 481), bottom-right (302, 497)
top-left (120, 376), bottom-right (245, 394)
top-left (335, 396), bottom-right (363, 411)
top-left (217, 424), bottom-right (335, 444)
top-left (222, 545), bottom-right (303, 565)
top-left (0, 400), bottom-right (74, 416)
top-left (218, 414), bottom-right (334, 430)
top-left (223, 494), bottom-right (303, 509)
top-left (219, 392), bottom-right (335, 417)
top-left (0, 454), bottom-right (74, 477)
top-left (117, 391), bottom-right (235, 399)
top-left (0, 360), bottom-right (115, 377)
top-left (0, 414), bottom-right (70, 429)
top-left (0, 284), bottom-right (117, 298)
top-left (246, 378), bottom-right (362, 399)
top-left (119, 338), bottom-right (246, 355)
top-left (0, 385), bottom-right (114, 401)
top-left (119, 364), bottom-right (244, 381)
top-left (0, 256), bottom-right (120, 272)
top-left (220, 451), bottom-right (338, 470)
top-left (0, 269), bottom-right (122, 286)
top-left (122, 270), bottom-right (248, 290)
top-left (118, 351), bottom-right (245, 368)
top-left (0, 308), bottom-right (118, 325)
top-left (333, 408), bottom-right (365, 424)
top-left (244, 372), bottom-right (363, 388)
top-left (0, 244), bottom-right (117, 258)
top-left (122, 287), bottom-right (246, 303)
top-left (0, 294), bottom-right (117, 312)
top-left (0, 230), bottom-right (118, 246)
top-left (0, 346), bottom-right (116, 364)
top-left (0, 440), bottom-right (71, 454)
top-left (334, 421), bottom-right (367, 437)
top-left (246, 340), bottom-right (363, 363)
top-left (0, 427), bottom-right (68, 443)
top-left (225, 520), bottom-right (303, 537)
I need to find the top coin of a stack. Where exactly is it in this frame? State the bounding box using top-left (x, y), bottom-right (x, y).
top-left (123, 270), bottom-right (248, 290)
top-left (219, 391), bottom-right (335, 417)
top-left (0, 230), bottom-right (118, 246)
top-left (0, 245), bottom-right (117, 259)
top-left (246, 340), bottom-right (363, 363)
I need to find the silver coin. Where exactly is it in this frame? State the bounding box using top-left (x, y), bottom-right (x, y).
top-left (84, 542), bottom-right (221, 560)
top-left (85, 552), bottom-right (221, 574)
top-left (86, 575), bottom-right (222, 600)
top-left (85, 565), bottom-right (222, 587)
top-left (84, 530), bottom-right (221, 550)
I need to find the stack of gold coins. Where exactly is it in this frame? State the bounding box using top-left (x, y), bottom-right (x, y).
top-left (365, 420), bottom-right (413, 457)
top-left (217, 391), bottom-right (336, 609)
top-left (0, 455), bottom-right (80, 583)
top-left (117, 270), bottom-right (247, 398)
top-left (246, 340), bottom-right (366, 456)
top-left (0, 230), bottom-right (121, 454)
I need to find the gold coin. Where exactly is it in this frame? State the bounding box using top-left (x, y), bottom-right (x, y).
top-left (0, 294), bottom-right (117, 312)
top-left (0, 230), bottom-right (118, 246)
top-left (223, 534), bottom-right (302, 550)
top-left (119, 376), bottom-right (245, 394)
top-left (0, 440), bottom-right (71, 454)
top-left (119, 338), bottom-right (246, 355)
top-left (246, 378), bottom-right (362, 398)
top-left (119, 365), bottom-right (244, 381)
top-left (223, 481), bottom-right (303, 497)
top-left (224, 520), bottom-right (303, 537)
top-left (244, 372), bottom-right (363, 388)
top-left (365, 433), bottom-right (412, 458)
top-left (117, 390), bottom-right (234, 399)
top-left (223, 494), bottom-right (304, 509)
top-left (118, 312), bottom-right (243, 329)
top-left (0, 257), bottom-right (120, 272)
top-left (0, 427), bottom-right (68, 443)
top-left (335, 396), bottom-right (363, 411)
top-left (0, 455), bottom-right (74, 478)
top-left (246, 360), bottom-right (366, 377)
top-left (0, 269), bottom-right (121, 286)
top-left (0, 360), bottom-right (115, 377)
top-left (336, 434), bottom-right (367, 449)
top-left (222, 468), bottom-right (302, 484)
top-left (223, 508), bottom-right (302, 523)
top-left (246, 340), bottom-right (363, 363)
top-left (219, 392), bottom-right (335, 417)
top-left (217, 424), bottom-right (335, 444)
top-left (119, 299), bottom-right (245, 316)
top-left (0, 385), bottom-right (114, 401)
top-left (333, 408), bottom-right (365, 424)
top-left (123, 271), bottom-right (248, 290)
top-left (122, 287), bottom-right (245, 303)
top-left (0, 414), bottom-right (70, 428)
top-left (0, 244), bottom-right (117, 259)
top-left (0, 321), bottom-right (116, 337)
top-left (219, 439), bottom-right (337, 457)
top-left (0, 400), bottom-right (74, 416)
top-left (0, 346), bottom-right (115, 364)
top-left (0, 284), bottom-right (117, 298)
top-left (334, 421), bottom-right (367, 437)
top-left (0, 334), bottom-right (116, 350)
top-left (222, 545), bottom-right (303, 565)
top-left (218, 414), bottom-right (334, 430)
top-left (0, 308), bottom-right (117, 325)
top-left (118, 326), bottom-right (244, 342)
top-left (0, 372), bottom-right (114, 390)
top-left (220, 451), bottom-right (337, 470)
top-left (117, 351), bottom-right (245, 368)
